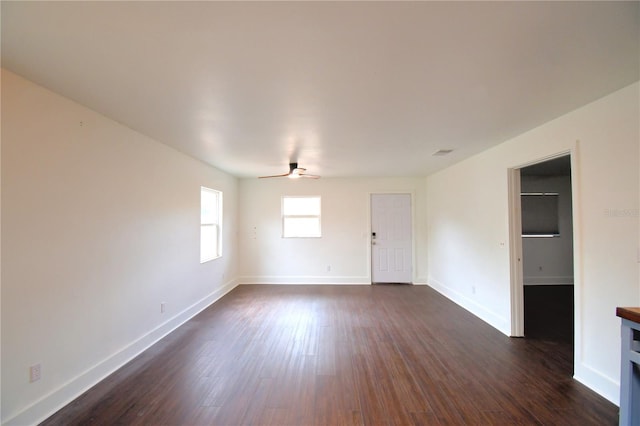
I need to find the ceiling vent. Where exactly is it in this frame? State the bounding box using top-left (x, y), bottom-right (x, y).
top-left (432, 149), bottom-right (453, 156)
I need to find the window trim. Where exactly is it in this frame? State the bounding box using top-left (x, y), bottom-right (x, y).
top-left (200, 186), bottom-right (222, 263)
top-left (282, 195), bottom-right (322, 238)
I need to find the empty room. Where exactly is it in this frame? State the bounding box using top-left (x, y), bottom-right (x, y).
top-left (1, 2), bottom-right (639, 425)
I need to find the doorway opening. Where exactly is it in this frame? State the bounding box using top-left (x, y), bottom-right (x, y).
top-left (510, 155), bottom-right (575, 375)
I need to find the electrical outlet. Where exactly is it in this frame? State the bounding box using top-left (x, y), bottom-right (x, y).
top-left (327, 265), bottom-right (331, 272)
top-left (30, 363), bottom-right (41, 383)
top-left (471, 286), bottom-right (476, 295)
top-left (160, 302), bottom-right (166, 314)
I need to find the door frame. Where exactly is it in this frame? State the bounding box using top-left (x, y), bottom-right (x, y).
top-left (368, 192), bottom-right (416, 284)
top-left (508, 143), bottom-right (582, 373)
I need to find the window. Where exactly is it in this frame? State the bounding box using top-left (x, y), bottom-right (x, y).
top-left (201, 187), bottom-right (222, 262)
top-left (282, 196), bottom-right (321, 238)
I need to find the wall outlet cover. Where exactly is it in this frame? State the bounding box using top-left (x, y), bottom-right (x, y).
top-left (30, 364), bottom-right (41, 382)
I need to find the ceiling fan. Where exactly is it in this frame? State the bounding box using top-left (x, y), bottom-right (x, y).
top-left (259, 162), bottom-right (320, 179)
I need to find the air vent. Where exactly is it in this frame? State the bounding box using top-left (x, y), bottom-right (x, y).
top-left (432, 149), bottom-right (453, 156)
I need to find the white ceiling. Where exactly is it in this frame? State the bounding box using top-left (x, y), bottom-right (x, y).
top-left (2, 1), bottom-right (638, 178)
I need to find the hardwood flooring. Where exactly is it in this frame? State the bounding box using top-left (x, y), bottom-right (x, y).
top-left (41, 285), bottom-right (618, 425)
top-left (524, 285), bottom-right (574, 377)
top-left (525, 285), bottom-right (574, 343)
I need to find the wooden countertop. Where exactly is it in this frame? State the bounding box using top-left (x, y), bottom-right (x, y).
top-left (617, 307), bottom-right (640, 324)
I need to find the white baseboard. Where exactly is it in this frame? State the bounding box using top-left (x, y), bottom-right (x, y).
top-left (427, 278), bottom-right (511, 336)
top-left (574, 362), bottom-right (620, 406)
top-left (4, 279), bottom-right (239, 426)
top-left (239, 275), bottom-right (371, 285)
top-left (242, 278), bottom-right (429, 286)
top-left (413, 276), bottom-right (429, 285)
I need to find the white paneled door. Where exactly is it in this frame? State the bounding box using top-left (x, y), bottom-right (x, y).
top-left (371, 193), bottom-right (412, 284)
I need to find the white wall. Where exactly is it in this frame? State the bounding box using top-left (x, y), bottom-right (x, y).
top-left (1, 70), bottom-right (239, 425)
top-left (238, 177), bottom-right (428, 285)
top-left (426, 82), bottom-right (639, 404)
top-left (521, 175), bottom-right (574, 285)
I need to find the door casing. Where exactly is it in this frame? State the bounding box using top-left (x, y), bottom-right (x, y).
top-left (508, 145), bottom-right (582, 378)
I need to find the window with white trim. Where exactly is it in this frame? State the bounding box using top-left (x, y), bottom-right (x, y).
top-left (200, 187), bottom-right (222, 262)
top-left (282, 196), bottom-right (321, 238)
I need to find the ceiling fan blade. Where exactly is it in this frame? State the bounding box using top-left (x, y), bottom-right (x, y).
top-left (258, 173), bottom-right (291, 179)
top-left (258, 162), bottom-right (320, 179)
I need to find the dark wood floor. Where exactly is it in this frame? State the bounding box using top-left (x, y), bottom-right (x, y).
top-left (524, 285), bottom-right (574, 376)
top-left (42, 285), bottom-right (618, 425)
